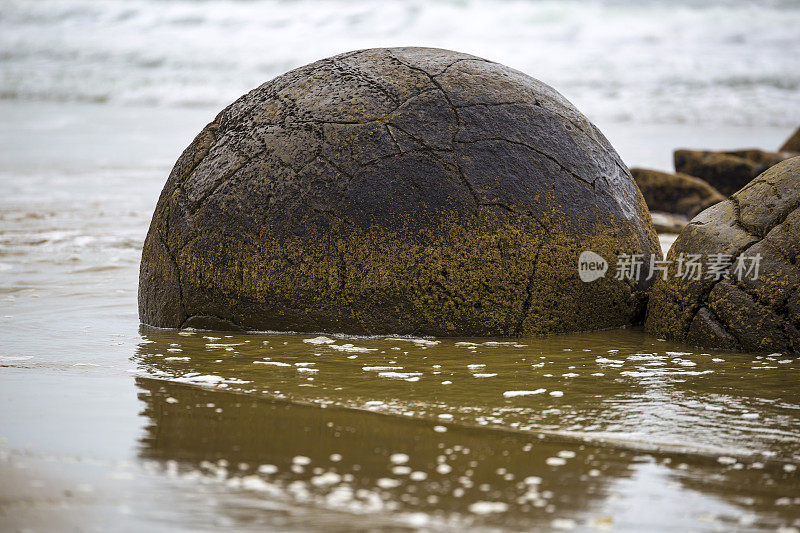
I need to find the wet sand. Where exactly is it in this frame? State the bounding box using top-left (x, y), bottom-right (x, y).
top-left (1, 100), bottom-right (799, 531)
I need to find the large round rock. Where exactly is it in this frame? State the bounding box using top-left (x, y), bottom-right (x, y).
top-left (646, 156), bottom-right (800, 352)
top-left (139, 47), bottom-right (660, 335)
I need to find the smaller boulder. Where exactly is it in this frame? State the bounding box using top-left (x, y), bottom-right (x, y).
top-left (631, 168), bottom-right (725, 219)
top-left (674, 149), bottom-right (796, 196)
top-left (646, 156), bottom-right (800, 353)
top-left (780, 126), bottom-right (800, 152)
top-left (724, 148), bottom-right (797, 167)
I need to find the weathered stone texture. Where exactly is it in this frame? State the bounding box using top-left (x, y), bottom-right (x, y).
top-left (647, 156), bottom-right (800, 352)
top-left (140, 47), bottom-right (660, 335)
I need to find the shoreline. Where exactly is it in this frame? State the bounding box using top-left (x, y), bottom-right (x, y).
top-left (1, 98), bottom-right (799, 530)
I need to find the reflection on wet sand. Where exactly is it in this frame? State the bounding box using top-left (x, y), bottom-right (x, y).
top-left (134, 328), bottom-right (800, 531)
top-left (138, 377), bottom-right (631, 530)
top-left (135, 328), bottom-right (800, 457)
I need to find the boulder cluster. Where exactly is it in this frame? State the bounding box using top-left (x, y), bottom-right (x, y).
top-left (138, 46), bottom-right (800, 353)
top-left (634, 133), bottom-right (800, 355)
top-left (631, 129), bottom-right (799, 234)
top-left (637, 129), bottom-right (800, 353)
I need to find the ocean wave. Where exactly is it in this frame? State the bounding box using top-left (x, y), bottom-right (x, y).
top-left (2, 0), bottom-right (800, 126)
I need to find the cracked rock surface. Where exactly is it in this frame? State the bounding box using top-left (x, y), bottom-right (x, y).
top-left (139, 47), bottom-right (660, 336)
top-left (646, 156), bottom-right (800, 353)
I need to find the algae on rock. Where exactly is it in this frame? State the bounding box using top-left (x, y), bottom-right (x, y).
top-left (139, 47), bottom-right (660, 336)
top-left (646, 156), bottom-right (800, 353)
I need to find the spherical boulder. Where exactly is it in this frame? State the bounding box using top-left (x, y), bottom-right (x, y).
top-left (646, 156), bottom-right (800, 352)
top-left (139, 47), bottom-right (660, 336)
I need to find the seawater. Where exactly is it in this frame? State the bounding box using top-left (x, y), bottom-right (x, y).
top-left (1, 1), bottom-right (800, 529)
top-left (1, 0), bottom-right (799, 127)
top-left (1, 99), bottom-right (798, 531)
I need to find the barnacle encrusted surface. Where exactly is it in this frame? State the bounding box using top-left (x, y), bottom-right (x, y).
top-left (647, 156), bottom-right (800, 352)
top-left (139, 47), bottom-right (660, 335)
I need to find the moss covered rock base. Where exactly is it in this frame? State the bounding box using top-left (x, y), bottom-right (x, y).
top-left (139, 47), bottom-right (660, 335)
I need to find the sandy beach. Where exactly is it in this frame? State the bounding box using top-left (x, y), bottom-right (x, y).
top-left (2, 1), bottom-right (800, 530)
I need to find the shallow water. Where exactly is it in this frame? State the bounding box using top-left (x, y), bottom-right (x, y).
top-left (1, 99), bottom-right (799, 530)
top-left (4, 1), bottom-right (800, 526)
top-left (126, 328), bottom-right (800, 530)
